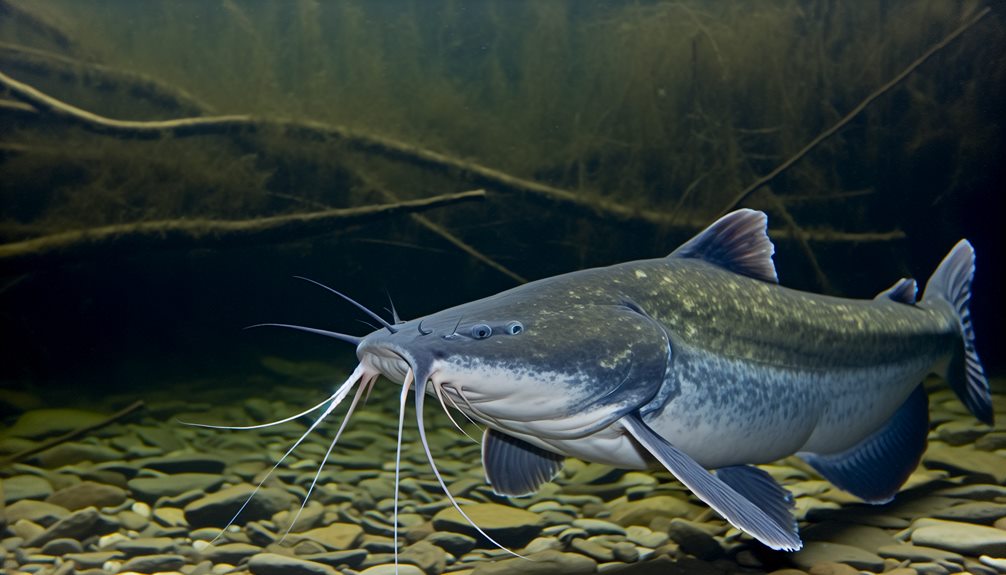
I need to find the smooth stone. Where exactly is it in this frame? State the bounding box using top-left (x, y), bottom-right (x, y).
top-left (932, 502), bottom-right (1006, 525)
top-left (877, 544), bottom-right (964, 565)
top-left (184, 484), bottom-right (296, 527)
top-left (432, 503), bottom-right (543, 547)
top-left (118, 510), bottom-right (149, 531)
top-left (153, 506), bottom-right (189, 528)
top-left (11, 517), bottom-right (45, 540)
top-left (802, 522), bottom-right (899, 553)
top-left (3, 475), bottom-right (54, 502)
top-left (248, 552), bottom-right (337, 575)
top-left (626, 525), bottom-right (669, 549)
top-left (301, 549), bottom-right (369, 569)
top-left (572, 518), bottom-right (627, 536)
top-left (200, 542), bottom-right (261, 563)
top-left (425, 531), bottom-right (476, 556)
top-left (26, 507), bottom-right (118, 546)
top-left (469, 550), bottom-right (596, 575)
top-left (293, 540), bottom-right (328, 555)
top-left (64, 550), bottom-right (125, 569)
top-left (666, 519), bottom-right (722, 560)
top-left (791, 542), bottom-right (886, 572)
top-left (912, 521), bottom-right (1006, 556)
top-left (140, 453), bottom-right (228, 474)
top-left (570, 537), bottom-right (615, 562)
top-left (4, 500), bottom-right (70, 526)
top-left (936, 420), bottom-right (989, 445)
top-left (358, 565), bottom-right (424, 575)
top-left (808, 562), bottom-right (859, 575)
top-left (938, 484), bottom-right (1006, 500)
top-left (40, 537), bottom-right (83, 555)
top-left (33, 443), bottom-right (122, 467)
top-left (45, 481), bottom-right (127, 511)
top-left (118, 553), bottom-right (186, 573)
top-left (400, 540), bottom-right (447, 574)
top-left (979, 555), bottom-right (1006, 571)
top-left (975, 431), bottom-right (1006, 451)
top-left (523, 536), bottom-right (562, 554)
top-left (924, 444), bottom-right (1006, 483)
top-left (611, 540), bottom-right (640, 562)
top-left (608, 495), bottom-right (698, 528)
top-left (135, 426), bottom-right (185, 452)
top-left (290, 523), bottom-right (364, 551)
top-left (113, 536), bottom-right (179, 556)
top-left (3, 408), bottom-right (106, 439)
top-left (128, 473), bottom-right (225, 502)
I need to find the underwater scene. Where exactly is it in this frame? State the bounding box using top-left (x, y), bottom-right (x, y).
top-left (1, 1), bottom-right (1005, 575)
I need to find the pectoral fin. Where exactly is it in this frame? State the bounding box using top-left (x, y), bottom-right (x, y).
top-left (622, 414), bottom-right (802, 551)
top-left (482, 428), bottom-right (565, 497)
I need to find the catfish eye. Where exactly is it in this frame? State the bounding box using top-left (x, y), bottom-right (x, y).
top-left (471, 323), bottom-right (492, 339)
top-left (505, 321), bottom-right (524, 335)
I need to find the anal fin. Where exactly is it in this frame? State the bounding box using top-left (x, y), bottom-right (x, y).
top-left (799, 383), bottom-right (929, 504)
top-left (622, 414), bottom-right (802, 551)
top-left (482, 428), bottom-right (564, 497)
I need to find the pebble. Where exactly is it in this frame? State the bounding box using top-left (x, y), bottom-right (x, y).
top-left (425, 531), bottom-right (476, 556)
top-left (139, 453), bottom-right (228, 474)
top-left (3, 408), bottom-right (107, 439)
top-left (572, 518), bottom-right (627, 536)
top-left (932, 502), bottom-right (1006, 524)
top-left (119, 553), bottom-right (186, 573)
top-left (40, 536), bottom-right (84, 555)
top-left (300, 549), bottom-right (369, 569)
top-left (358, 565), bottom-right (424, 575)
top-left (666, 519), bottom-right (723, 560)
top-left (184, 484), bottom-right (296, 527)
top-left (127, 473), bottom-right (226, 502)
top-left (26, 507), bottom-right (118, 546)
top-left (112, 536), bottom-right (179, 556)
top-left (248, 552), bottom-right (337, 575)
top-left (45, 481), bottom-right (127, 511)
top-left (468, 550), bottom-right (596, 575)
top-left (4, 500), bottom-right (70, 526)
top-left (791, 542), bottom-right (886, 572)
top-left (911, 520), bottom-right (1006, 556)
top-left (3, 474), bottom-right (54, 502)
top-left (607, 495), bottom-right (697, 526)
top-left (432, 503), bottom-right (543, 547)
top-left (877, 543), bottom-right (965, 565)
top-left (290, 523), bottom-right (364, 550)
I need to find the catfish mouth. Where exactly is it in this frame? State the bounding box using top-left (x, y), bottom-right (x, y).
top-left (359, 343), bottom-right (414, 384)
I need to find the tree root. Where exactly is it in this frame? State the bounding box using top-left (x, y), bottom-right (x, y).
top-left (0, 190), bottom-right (486, 268)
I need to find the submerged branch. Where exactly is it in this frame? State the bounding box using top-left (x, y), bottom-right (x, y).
top-left (0, 190), bottom-right (486, 268)
top-left (0, 42), bottom-right (212, 115)
top-left (716, 6), bottom-right (993, 218)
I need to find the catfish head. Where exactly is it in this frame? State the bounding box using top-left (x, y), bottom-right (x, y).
top-left (357, 286), bottom-right (671, 441)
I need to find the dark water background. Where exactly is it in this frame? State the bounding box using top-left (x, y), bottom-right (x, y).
top-left (0, 1), bottom-right (1003, 398)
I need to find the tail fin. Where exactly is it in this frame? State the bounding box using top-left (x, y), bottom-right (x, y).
top-left (922, 240), bottom-right (992, 425)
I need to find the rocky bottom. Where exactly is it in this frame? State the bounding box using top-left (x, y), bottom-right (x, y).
top-left (1, 359), bottom-right (1004, 575)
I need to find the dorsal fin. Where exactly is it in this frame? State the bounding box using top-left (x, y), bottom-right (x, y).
top-left (669, 209), bottom-right (778, 283)
top-left (874, 278), bottom-right (917, 304)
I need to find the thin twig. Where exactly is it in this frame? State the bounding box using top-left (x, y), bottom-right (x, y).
top-left (355, 171), bottom-right (528, 284)
top-left (716, 6), bottom-right (992, 218)
top-left (0, 400), bottom-right (145, 467)
top-left (0, 190), bottom-right (486, 267)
